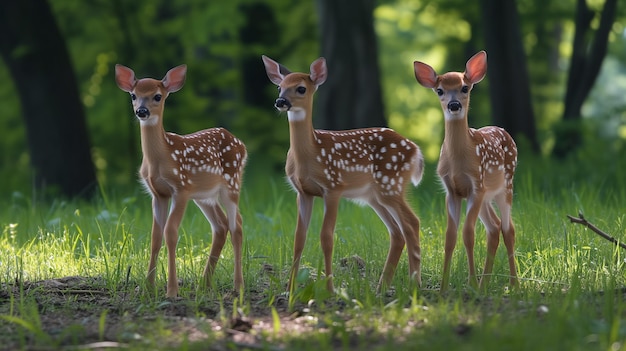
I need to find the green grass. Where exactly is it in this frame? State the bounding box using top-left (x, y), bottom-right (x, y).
top-left (1, 149), bottom-right (626, 350)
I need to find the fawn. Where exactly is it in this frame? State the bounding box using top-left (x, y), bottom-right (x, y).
top-left (262, 55), bottom-right (424, 293)
top-left (115, 64), bottom-right (247, 298)
top-left (413, 51), bottom-right (518, 292)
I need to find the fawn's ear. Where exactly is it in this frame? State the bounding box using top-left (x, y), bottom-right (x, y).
top-left (115, 64), bottom-right (137, 92)
top-left (413, 61), bottom-right (438, 89)
top-left (309, 57), bottom-right (327, 87)
top-left (465, 51), bottom-right (487, 85)
top-left (262, 55), bottom-right (288, 86)
top-left (162, 65), bottom-right (187, 93)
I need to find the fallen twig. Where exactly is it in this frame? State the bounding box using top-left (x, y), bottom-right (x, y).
top-left (567, 211), bottom-right (626, 250)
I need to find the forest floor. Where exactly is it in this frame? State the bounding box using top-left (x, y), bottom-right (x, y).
top-left (1, 265), bottom-right (435, 350)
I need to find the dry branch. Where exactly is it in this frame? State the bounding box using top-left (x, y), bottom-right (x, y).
top-left (567, 211), bottom-right (626, 250)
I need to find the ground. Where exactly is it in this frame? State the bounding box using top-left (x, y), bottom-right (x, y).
top-left (0, 275), bottom-right (340, 350)
top-left (0, 257), bottom-right (418, 350)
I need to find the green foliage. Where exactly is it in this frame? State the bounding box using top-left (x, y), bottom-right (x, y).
top-left (34, 0), bottom-right (318, 192)
top-left (0, 0), bottom-right (625, 197)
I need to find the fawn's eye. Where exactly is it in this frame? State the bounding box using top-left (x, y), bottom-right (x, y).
top-left (130, 93), bottom-right (137, 100)
top-left (296, 86), bottom-right (306, 94)
top-left (461, 86), bottom-right (469, 93)
top-left (154, 94), bottom-right (162, 102)
top-left (436, 89), bottom-right (444, 96)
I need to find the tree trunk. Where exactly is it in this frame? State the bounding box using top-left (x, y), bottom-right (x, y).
top-left (239, 3), bottom-right (280, 110)
top-left (0, 0), bottom-right (97, 198)
top-left (479, 0), bottom-right (540, 153)
top-left (314, 0), bottom-right (387, 130)
top-left (554, 0), bottom-right (617, 158)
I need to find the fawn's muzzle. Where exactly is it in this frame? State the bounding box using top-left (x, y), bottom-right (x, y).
top-left (275, 97), bottom-right (292, 110)
top-left (447, 101), bottom-right (462, 112)
top-left (135, 107), bottom-right (150, 118)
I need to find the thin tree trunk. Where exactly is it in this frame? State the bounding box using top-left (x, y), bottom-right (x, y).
top-left (315, 0), bottom-right (387, 130)
top-left (563, 0), bottom-right (616, 122)
top-left (555, 0), bottom-right (617, 158)
top-left (0, 0), bottom-right (97, 198)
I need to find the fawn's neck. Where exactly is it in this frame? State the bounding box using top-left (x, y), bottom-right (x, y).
top-left (443, 117), bottom-right (472, 155)
top-left (287, 109), bottom-right (317, 159)
top-left (139, 120), bottom-right (169, 165)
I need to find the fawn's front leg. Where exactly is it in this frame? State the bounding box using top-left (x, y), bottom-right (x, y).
top-left (462, 192), bottom-right (485, 289)
top-left (163, 196), bottom-right (189, 298)
top-left (320, 194), bottom-right (341, 293)
top-left (441, 194), bottom-right (461, 292)
top-left (148, 195), bottom-right (169, 292)
top-left (288, 193), bottom-right (314, 293)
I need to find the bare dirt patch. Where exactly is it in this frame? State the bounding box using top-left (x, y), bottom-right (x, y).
top-left (0, 275), bottom-right (385, 350)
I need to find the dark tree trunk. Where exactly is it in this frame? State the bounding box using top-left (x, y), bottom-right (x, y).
top-left (480, 0), bottom-right (540, 153)
top-left (111, 0), bottom-right (141, 174)
top-left (315, 0), bottom-right (387, 130)
top-left (0, 0), bottom-right (97, 198)
top-left (238, 2), bottom-right (287, 172)
top-left (554, 0), bottom-right (617, 158)
top-left (239, 3), bottom-right (279, 110)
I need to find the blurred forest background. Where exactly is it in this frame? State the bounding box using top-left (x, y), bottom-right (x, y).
top-left (0, 0), bottom-right (624, 199)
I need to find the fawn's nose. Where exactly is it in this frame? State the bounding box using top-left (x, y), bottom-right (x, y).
top-left (275, 97), bottom-right (292, 110)
top-left (135, 107), bottom-right (150, 118)
top-left (448, 101), bottom-right (462, 112)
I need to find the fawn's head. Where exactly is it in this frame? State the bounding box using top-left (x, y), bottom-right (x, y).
top-left (115, 64), bottom-right (187, 126)
top-left (262, 55), bottom-right (327, 122)
top-left (413, 51), bottom-right (487, 121)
